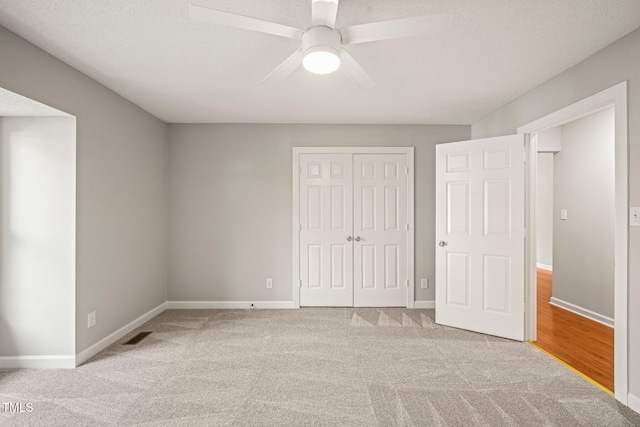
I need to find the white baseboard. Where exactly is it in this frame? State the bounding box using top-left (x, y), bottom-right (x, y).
top-left (414, 300), bottom-right (435, 309)
top-left (75, 302), bottom-right (167, 366)
top-left (0, 355), bottom-right (76, 369)
top-left (166, 301), bottom-right (296, 309)
top-left (537, 263), bottom-right (553, 271)
top-left (549, 297), bottom-right (614, 328)
top-left (628, 393), bottom-right (640, 415)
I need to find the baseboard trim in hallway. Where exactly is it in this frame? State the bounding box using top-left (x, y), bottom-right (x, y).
top-left (549, 297), bottom-right (614, 328)
top-left (528, 342), bottom-right (613, 396)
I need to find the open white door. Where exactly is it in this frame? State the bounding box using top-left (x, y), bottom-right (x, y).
top-left (435, 134), bottom-right (526, 340)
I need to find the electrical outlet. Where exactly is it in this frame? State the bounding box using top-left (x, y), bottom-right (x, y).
top-left (560, 209), bottom-right (568, 220)
top-left (266, 278), bottom-right (272, 289)
top-left (88, 311), bottom-right (96, 328)
top-left (631, 207), bottom-right (640, 226)
top-left (420, 278), bottom-right (429, 289)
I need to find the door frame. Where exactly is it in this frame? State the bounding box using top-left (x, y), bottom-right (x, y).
top-left (517, 81), bottom-right (628, 404)
top-left (292, 147), bottom-right (415, 308)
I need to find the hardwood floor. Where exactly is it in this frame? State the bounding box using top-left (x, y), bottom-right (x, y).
top-left (534, 268), bottom-right (614, 391)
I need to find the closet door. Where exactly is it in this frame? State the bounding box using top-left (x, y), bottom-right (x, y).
top-left (353, 154), bottom-right (409, 307)
top-left (299, 154), bottom-right (353, 306)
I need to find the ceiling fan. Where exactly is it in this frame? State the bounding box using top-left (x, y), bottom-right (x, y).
top-left (189, 0), bottom-right (451, 87)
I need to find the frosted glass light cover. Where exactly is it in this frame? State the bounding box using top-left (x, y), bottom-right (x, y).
top-left (303, 49), bottom-right (340, 74)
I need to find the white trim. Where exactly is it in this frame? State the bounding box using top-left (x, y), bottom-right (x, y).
top-left (517, 84), bottom-right (623, 133)
top-left (628, 393), bottom-right (640, 415)
top-left (0, 355), bottom-right (76, 369)
top-left (293, 150), bottom-right (301, 309)
top-left (525, 133), bottom-right (537, 342)
top-left (414, 300), bottom-right (435, 309)
top-left (166, 301), bottom-right (296, 309)
top-left (292, 147), bottom-right (415, 309)
top-left (407, 148), bottom-right (415, 308)
top-left (292, 147), bottom-right (414, 154)
top-left (518, 81), bottom-right (628, 405)
top-left (75, 302), bottom-right (167, 366)
top-left (550, 297), bottom-right (614, 328)
top-left (536, 263), bottom-right (552, 271)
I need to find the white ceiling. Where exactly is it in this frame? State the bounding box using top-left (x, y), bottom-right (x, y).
top-left (1, 1), bottom-right (639, 124)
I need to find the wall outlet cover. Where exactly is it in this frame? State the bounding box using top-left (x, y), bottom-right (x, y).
top-left (88, 311), bottom-right (96, 328)
top-left (420, 278), bottom-right (429, 289)
top-left (631, 207), bottom-right (640, 226)
top-left (266, 278), bottom-right (273, 289)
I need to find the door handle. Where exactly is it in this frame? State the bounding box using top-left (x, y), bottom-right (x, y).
top-left (355, 236), bottom-right (361, 241)
top-left (438, 240), bottom-right (447, 247)
top-left (347, 236), bottom-right (352, 241)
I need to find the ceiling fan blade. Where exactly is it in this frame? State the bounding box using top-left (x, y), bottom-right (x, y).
top-left (340, 13), bottom-right (452, 45)
top-left (189, 4), bottom-right (303, 40)
top-left (311, 0), bottom-right (339, 28)
top-left (339, 50), bottom-right (375, 88)
top-left (260, 49), bottom-right (303, 84)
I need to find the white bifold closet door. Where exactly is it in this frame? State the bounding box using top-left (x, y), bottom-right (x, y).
top-left (299, 153), bottom-right (408, 307)
top-left (299, 154), bottom-right (354, 306)
top-left (353, 154), bottom-right (408, 307)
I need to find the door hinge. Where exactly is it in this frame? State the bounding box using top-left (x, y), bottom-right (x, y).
top-left (405, 223), bottom-right (409, 231)
top-left (299, 223), bottom-right (302, 231)
top-left (406, 279), bottom-right (410, 288)
top-left (406, 166), bottom-right (409, 175)
top-left (299, 166), bottom-right (302, 175)
top-left (299, 279), bottom-right (302, 288)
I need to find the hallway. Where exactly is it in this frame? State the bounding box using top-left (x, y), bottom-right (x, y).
top-left (534, 268), bottom-right (614, 391)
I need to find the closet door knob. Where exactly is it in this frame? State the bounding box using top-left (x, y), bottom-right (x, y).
top-left (347, 236), bottom-right (352, 241)
top-left (438, 240), bottom-right (447, 247)
top-left (355, 236), bottom-right (361, 241)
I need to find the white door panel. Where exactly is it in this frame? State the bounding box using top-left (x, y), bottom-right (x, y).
top-left (353, 154), bottom-right (408, 307)
top-left (297, 150), bottom-right (412, 308)
top-left (436, 134), bottom-right (525, 340)
top-left (300, 154), bottom-right (353, 306)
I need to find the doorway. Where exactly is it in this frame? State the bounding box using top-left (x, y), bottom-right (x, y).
top-left (533, 106), bottom-right (615, 392)
top-left (518, 81), bottom-right (628, 404)
top-left (292, 147), bottom-right (415, 308)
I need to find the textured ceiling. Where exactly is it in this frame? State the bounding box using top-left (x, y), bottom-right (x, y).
top-left (0, 87), bottom-right (71, 116)
top-left (0, 1), bottom-right (639, 124)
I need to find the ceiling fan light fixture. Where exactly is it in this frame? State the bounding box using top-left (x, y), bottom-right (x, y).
top-left (303, 46), bottom-right (341, 74)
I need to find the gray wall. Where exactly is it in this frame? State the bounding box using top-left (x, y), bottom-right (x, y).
top-left (472, 27), bottom-right (640, 402)
top-left (536, 153), bottom-right (553, 268)
top-left (536, 126), bottom-right (561, 268)
top-left (0, 117), bottom-right (75, 357)
top-left (552, 108), bottom-right (615, 318)
top-left (168, 124), bottom-right (470, 303)
top-left (0, 26), bottom-right (169, 354)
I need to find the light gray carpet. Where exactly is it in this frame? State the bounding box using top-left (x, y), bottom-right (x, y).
top-left (1, 308), bottom-right (639, 426)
